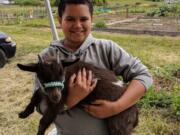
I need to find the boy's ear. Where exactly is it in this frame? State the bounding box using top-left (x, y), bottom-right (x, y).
top-left (17, 63), bottom-right (38, 72)
top-left (58, 16), bottom-right (62, 26)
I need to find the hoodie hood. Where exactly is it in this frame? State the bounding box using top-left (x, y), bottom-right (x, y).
top-left (50, 34), bottom-right (95, 58)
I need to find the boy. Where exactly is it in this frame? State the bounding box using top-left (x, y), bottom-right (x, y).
top-left (35, 0), bottom-right (153, 134)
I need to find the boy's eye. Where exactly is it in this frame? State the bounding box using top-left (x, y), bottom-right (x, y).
top-left (80, 17), bottom-right (89, 22)
top-left (66, 18), bottom-right (74, 21)
top-left (65, 17), bottom-right (89, 22)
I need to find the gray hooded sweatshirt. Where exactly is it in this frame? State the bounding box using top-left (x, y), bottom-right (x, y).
top-left (35, 34), bottom-right (153, 135)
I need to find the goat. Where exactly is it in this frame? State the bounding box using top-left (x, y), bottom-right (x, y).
top-left (17, 56), bottom-right (138, 135)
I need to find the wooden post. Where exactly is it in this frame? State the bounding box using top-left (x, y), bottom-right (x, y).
top-left (126, 7), bottom-right (129, 18)
top-left (125, 4), bottom-right (129, 18)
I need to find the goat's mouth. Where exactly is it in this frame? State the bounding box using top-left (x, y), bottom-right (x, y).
top-left (48, 91), bottom-right (62, 104)
top-left (50, 95), bottom-right (61, 104)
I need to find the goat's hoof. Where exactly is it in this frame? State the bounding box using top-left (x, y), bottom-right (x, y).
top-left (18, 112), bottom-right (29, 119)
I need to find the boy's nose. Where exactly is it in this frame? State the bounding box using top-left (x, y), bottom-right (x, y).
top-left (74, 20), bottom-right (82, 27)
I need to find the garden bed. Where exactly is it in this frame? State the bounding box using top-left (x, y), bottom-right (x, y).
top-left (110, 17), bottom-right (180, 32)
top-left (93, 13), bottom-right (180, 36)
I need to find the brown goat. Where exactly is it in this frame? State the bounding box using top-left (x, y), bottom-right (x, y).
top-left (17, 57), bottom-right (138, 135)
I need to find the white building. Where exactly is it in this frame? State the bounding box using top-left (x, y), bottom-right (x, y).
top-left (0, 0), bottom-right (11, 5)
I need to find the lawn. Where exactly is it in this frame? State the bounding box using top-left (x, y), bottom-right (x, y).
top-left (0, 24), bottom-right (179, 135)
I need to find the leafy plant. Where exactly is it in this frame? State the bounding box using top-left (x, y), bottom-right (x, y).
top-left (94, 21), bottom-right (107, 28)
top-left (93, 0), bottom-right (107, 6)
top-left (171, 90), bottom-right (180, 117)
top-left (139, 88), bottom-right (172, 108)
top-left (146, 4), bottom-right (180, 17)
top-left (139, 86), bottom-right (180, 118)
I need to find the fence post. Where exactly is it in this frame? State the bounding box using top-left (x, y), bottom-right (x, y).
top-left (125, 4), bottom-right (129, 18)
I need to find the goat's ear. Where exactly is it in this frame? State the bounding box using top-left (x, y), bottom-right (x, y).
top-left (38, 55), bottom-right (43, 63)
top-left (61, 58), bottom-right (80, 67)
top-left (17, 63), bottom-right (38, 72)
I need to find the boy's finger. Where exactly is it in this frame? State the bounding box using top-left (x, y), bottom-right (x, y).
top-left (87, 70), bottom-right (92, 85)
top-left (76, 70), bottom-right (82, 82)
top-left (69, 73), bottom-right (76, 85)
top-left (82, 68), bottom-right (87, 82)
top-left (91, 99), bottom-right (105, 105)
top-left (90, 78), bottom-right (98, 90)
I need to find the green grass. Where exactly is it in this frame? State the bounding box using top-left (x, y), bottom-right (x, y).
top-left (0, 24), bottom-right (180, 135)
top-left (93, 33), bottom-right (180, 67)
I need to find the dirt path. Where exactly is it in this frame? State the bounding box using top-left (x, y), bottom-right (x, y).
top-left (107, 17), bottom-right (137, 26)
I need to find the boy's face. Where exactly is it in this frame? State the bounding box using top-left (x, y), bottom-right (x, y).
top-left (58, 4), bottom-right (92, 46)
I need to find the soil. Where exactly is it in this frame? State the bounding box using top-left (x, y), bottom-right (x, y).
top-left (153, 76), bottom-right (174, 91)
top-left (111, 17), bottom-right (180, 32)
top-left (95, 13), bottom-right (180, 33)
top-left (173, 69), bottom-right (180, 79)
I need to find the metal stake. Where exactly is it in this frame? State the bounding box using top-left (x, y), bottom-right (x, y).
top-left (44, 0), bottom-right (59, 41)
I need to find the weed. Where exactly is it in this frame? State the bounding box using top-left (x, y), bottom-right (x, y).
top-left (94, 21), bottom-right (107, 28)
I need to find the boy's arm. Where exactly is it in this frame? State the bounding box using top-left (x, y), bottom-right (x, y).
top-left (84, 80), bottom-right (145, 118)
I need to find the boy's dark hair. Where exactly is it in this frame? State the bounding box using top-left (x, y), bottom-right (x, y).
top-left (58, 0), bottom-right (93, 17)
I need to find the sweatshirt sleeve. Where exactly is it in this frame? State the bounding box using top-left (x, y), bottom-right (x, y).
top-left (108, 41), bottom-right (153, 90)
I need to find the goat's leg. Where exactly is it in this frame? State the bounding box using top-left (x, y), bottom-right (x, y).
top-left (19, 90), bottom-right (41, 118)
top-left (108, 123), bottom-right (134, 135)
top-left (107, 106), bottom-right (138, 135)
top-left (37, 107), bottom-right (57, 135)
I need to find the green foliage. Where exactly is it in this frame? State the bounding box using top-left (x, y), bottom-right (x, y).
top-left (139, 88), bottom-right (180, 118)
top-left (14, 0), bottom-right (43, 6)
top-left (13, 0), bottom-right (57, 6)
top-left (146, 8), bottom-right (158, 16)
top-left (93, 0), bottom-right (107, 6)
top-left (139, 64), bottom-right (180, 117)
top-left (147, 4), bottom-right (180, 17)
top-left (129, 7), bottom-right (146, 13)
top-left (50, 0), bottom-right (57, 6)
top-left (94, 21), bottom-right (107, 28)
top-left (172, 96), bottom-right (180, 116)
top-left (152, 64), bottom-right (179, 79)
top-left (139, 88), bottom-right (172, 108)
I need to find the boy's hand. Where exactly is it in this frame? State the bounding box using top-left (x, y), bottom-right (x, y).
top-left (84, 99), bottom-right (118, 119)
top-left (66, 68), bottom-right (97, 108)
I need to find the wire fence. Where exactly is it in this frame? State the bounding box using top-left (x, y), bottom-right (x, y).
top-left (0, 6), bottom-right (48, 24)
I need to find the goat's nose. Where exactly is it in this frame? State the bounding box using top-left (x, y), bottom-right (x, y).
top-left (51, 90), bottom-right (61, 102)
top-left (52, 95), bottom-right (61, 103)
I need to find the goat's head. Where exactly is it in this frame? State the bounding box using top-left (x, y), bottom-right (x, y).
top-left (17, 55), bottom-right (79, 104)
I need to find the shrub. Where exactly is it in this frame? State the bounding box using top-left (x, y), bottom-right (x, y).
top-left (94, 21), bottom-right (107, 28)
top-left (146, 9), bottom-right (158, 16)
top-left (146, 4), bottom-right (180, 17)
top-left (158, 5), bottom-right (170, 16)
